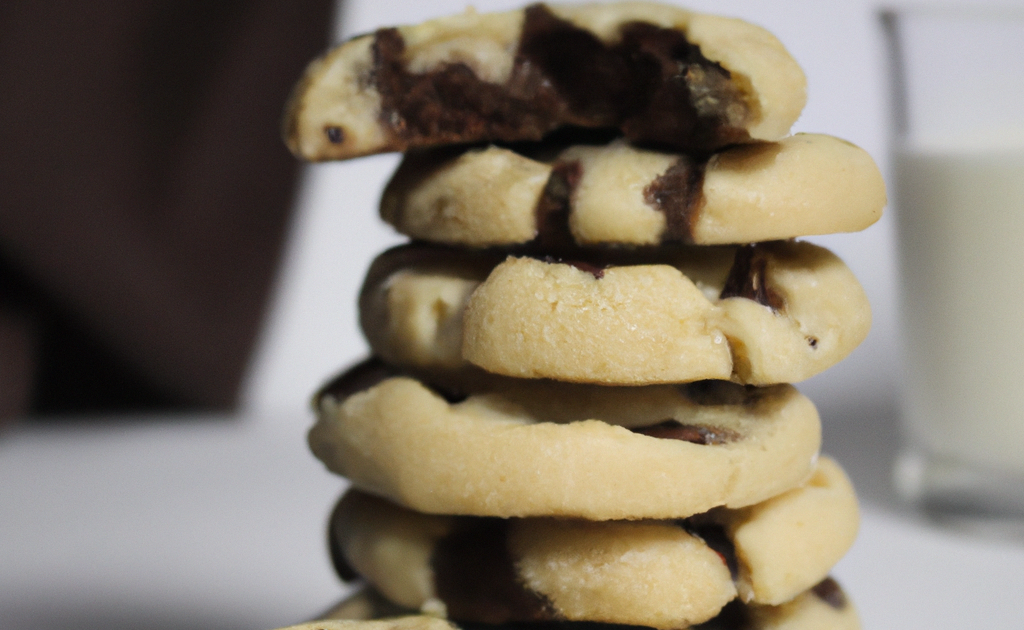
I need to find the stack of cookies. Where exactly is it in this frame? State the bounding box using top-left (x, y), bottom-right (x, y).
top-left (275, 3), bottom-right (885, 630)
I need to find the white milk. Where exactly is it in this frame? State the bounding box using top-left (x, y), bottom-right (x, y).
top-left (895, 143), bottom-right (1024, 473)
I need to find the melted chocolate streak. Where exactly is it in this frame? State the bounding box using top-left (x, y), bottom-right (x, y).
top-left (681, 521), bottom-right (740, 581)
top-left (327, 498), bottom-right (361, 582)
top-left (543, 255), bottom-right (605, 279)
top-left (811, 577), bottom-right (848, 610)
top-left (369, 4), bottom-right (749, 153)
top-left (719, 244), bottom-right (784, 311)
top-left (644, 157), bottom-right (708, 242)
top-left (683, 379), bottom-right (761, 407)
top-left (531, 154), bottom-right (709, 247)
top-left (632, 420), bottom-right (739, 445)
top-left (432, 520), bottom-right (553, 624)
top-left (534, 160), bottom-right (582, 249)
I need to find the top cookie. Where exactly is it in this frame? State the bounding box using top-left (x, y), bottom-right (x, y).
top-left (284, 2), bottom-right (807, 160)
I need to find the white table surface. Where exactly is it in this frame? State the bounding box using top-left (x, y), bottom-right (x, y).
top-left (2, 400), bottom-right (1023, 630)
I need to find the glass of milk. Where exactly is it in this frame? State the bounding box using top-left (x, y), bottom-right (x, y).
top-left (883, 5), bottom-right (1024, 522)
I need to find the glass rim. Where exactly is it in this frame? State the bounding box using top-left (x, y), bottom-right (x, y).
top-left (878, 3), bottom-right (1024, 21)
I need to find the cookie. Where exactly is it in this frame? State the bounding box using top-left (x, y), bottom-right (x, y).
top-left (329, 492), bottom-right (735, 628)
top-left (359, 241), bottom-right (871, 385)
top-left (308, 364), bottom-right (821, 519)
top-left (284, 2), bottom-right (806, 160)
top-left (326, 457), bottom-right (855, 627)
top-left (380, 135), bottom-right (886, 247)
top-left (730, 579), bottom-right (860, 630)
top-left (286, 579), bottom-right (860, 630)
top-left (693, 457), bottom-right (859, 605)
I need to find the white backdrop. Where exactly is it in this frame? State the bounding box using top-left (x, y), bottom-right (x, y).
top-left (241, 0), bottom-right (901, 419)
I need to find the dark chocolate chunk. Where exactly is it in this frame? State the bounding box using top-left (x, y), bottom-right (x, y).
top-left (314, 357), bottom-right (397, 406)
top-left (632, 419), bottom-right (739, 445)
top-left (615, 22), bottom-right (749, 150)
top-left (373, 24), bottom-right (561, 149)
top-left (643, 156), bottom-right (708, 241)
top-left (515, 5), bottom-right (630, 124)
top-left (327, 497), bottom-right (361, 582)
top-left (430, 382), bottom-right (470, 404)
top-left (681, 521), bottom-right (740, 580)
top-left (719, 244), bottom-right (784, 311)
top-left (680, 380), bottom-right (762, 407)
top-left (811, 577), bottom-right (847, 610)
top-left (542, 255), bottom-right (606, 279)
top-left (504, 125), bottom-right (623, 152)
top-left (368, 3), bottom-right (750, 153)
top-left (325, 125), bottom-right (345, 144)
top-left (432, 519), bottom-right (551, 624)
top-left (534, 160), bottom-right (582, 248)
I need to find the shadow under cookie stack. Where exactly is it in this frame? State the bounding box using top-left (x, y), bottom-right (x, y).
top-left (276, 3), bottom-right (885, 630)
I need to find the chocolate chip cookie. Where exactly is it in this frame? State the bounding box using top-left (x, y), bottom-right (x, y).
top-left (284, 3), bottom-right (806, 160)
top-left (326, 457), bottom-right (856, 627)
top-left (308, 366), bottom-right (821, 520)
top-left (381, 134), bottom-right (885, 247)
top-left (359, 241), bottom-right (871, 385)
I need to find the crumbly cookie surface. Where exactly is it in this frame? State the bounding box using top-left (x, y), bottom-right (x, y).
top-left (326, 456), bottom-right (855, 628)
top-left (360, 241), bottom-right (871, 385)
top-left (381, 134), bottom-right (885, 247)
top-left (308, 367), bottom-right (820, 519)
top-left (284, 2), bottom-right (806, 160)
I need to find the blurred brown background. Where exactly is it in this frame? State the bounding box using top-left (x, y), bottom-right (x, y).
top-left (0, 0), bottom-right (334, 421)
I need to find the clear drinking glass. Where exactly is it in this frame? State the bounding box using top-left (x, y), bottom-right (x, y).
top-left (882, 4), bottom-right (1024, 523)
